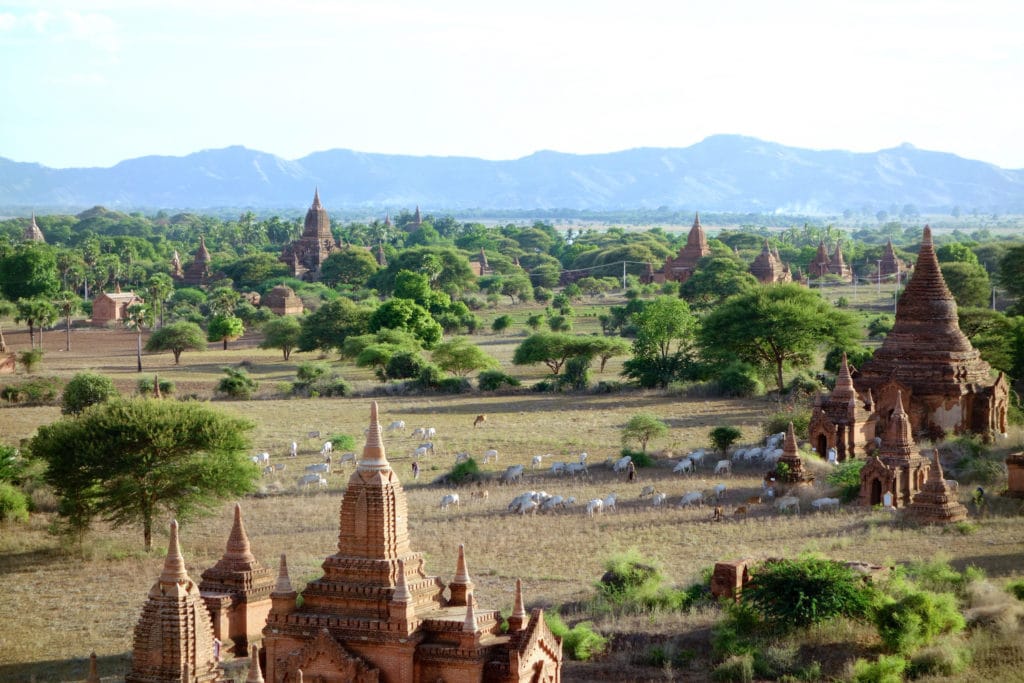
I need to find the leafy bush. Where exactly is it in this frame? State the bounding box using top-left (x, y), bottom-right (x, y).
top-left (385, 351), bottom-right (427, 380)
top-left (712, 654), bottom-right (754, 682)
top-left (326, 434), bottom-right (357, 452)
top-left (902, 559), bottom-right (983, 597)
top-left (596, 549), bottom-right (706, 613)
top-left (447, 458), bottom-right (480, 485)
top-left (710, 425), bottom-right (743, 455)
top-left (557, 355), bottom-right (591, 391)
top-left (1, 377), bottom-right (62, 405)
top-left (62, 372), bottom-right (118, 415)
top-left (216, 367), bottom-right (258, 399)
top-left (0, 481), bottom-right (29, 522)
top-left (743, 558), bottom-right (874, 629)
top-left (477, 369), bottom-right (521, 391)
top-left (0, 445), bottom-right (22, 483)
top-left (907, 641), bottom-right (971, 678)
top-left (763, 411), bottom-right (811, 440)
top-left (437, 377), bottom-right (471, 394)
top-left (785, 371), bottom-right (823, 397)
top-left (547, 314), bottom-right (572, 332)
top-left (827, 459), bottom-right (867, 502)
top-left (491, 314), bottom-right (513, 333)
top-left (868, 316), bottom-right (895, 339)
top-left (851, 654), bottom-right (909, 683)
top-left (412, 363), bottom-right (444, 390)
top-left (957, 455), bottom-right (1004, 485)
top-left (18, 348), bottom-right (44, 373)
top-left (292, 363), bottom-right (351, 398)
top-left (874, 590), bottom-right (965, 653)
top-left (1007, 579), bottom-right (1024, 601)
top-left (620, 448), bottom-right (655, 468)
top-left (715, 361), bottom-right (763, 397)
top-left (711, 601), bottom-right (762, 659)
top-left (137, 377), bottom-right (175, 397)
top-left (824, 345), bottom-right (875, 374)
top-left (544, 612), bottom-right (607, 661)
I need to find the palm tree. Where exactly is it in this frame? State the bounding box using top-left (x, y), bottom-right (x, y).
top-left (53, 291), bottom-right (80, 351)
top-left (145, 273), bottom-right (175, 328)
top-left (124, 303), bottom-right (154, 372)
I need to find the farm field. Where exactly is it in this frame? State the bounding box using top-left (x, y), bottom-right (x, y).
top-left (1, 285), bottom-right (1023, 682)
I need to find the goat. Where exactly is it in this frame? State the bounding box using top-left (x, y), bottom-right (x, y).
top-left (473, 414), bottom-right (487, 428)
top-left (945, 479), bottom-right (960, 492)
top-left (439, 493), bottom-right (460, 511)
top-left (262, 465), bottom-right (274, 476)
top-left (734, 505), bottom-right (748, 517)
top-left (251, 452), bottom-right (270, 466)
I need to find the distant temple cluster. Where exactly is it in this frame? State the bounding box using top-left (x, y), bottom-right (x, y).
top-left (116, 402), bottom-right (562, 683)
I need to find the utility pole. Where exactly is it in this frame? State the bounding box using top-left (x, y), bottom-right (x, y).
top-left (622, 261), bottom-right (627, 291)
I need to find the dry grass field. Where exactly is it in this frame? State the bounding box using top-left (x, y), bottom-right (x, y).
top-left (1, 288), bottom-right (1023, 682)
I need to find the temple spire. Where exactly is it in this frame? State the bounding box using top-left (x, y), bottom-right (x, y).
top-left (393, 559), bottom-right (412, 603)
top-left (449, 543), bottom-right (474, 605)
top-left (312, 186), bottom-right (322, 209)
top-left (274, 554), bottom-right (293, 594)
top-left (463, 592), bottom-right (477, 632)
top-left (832, 352), bottom-right (857, 404)
top-left (224, 503), bottom-right (256, 562)
top-left (160, 520), bottom-right (189, 584)
top-left (86, 652), bottom-right (100, 683)
top-left (246, 645), bottom-right (264, 683)
top-left (508, 577), bottom-right (528, 632)
top-left (357, 401), bottom-right (390, 471)
top-left (928, 448), bottom-right (944, 482)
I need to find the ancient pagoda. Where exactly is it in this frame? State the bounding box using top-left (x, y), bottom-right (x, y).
top-left (749, 239), bottom-right (792, 284)
top-left (262, 285), bottom-right (303, 316)
top-left (808, 352), bottom-right (878, 461)
top-left (262, 402), bottom-right (562, 682)
top-left (279, 189), bottom-right (340, 281)
top-left (878, 238), bottom-right (904, 279)
top-left (127, 520), bottom-right (224, 683)
top-left (659, 213), bottom-right (711, 283)
top-left (855, 226), bottom-right (1008, 440)
top-left (907, 450), bottom-right (968, 524)
top-left (200, 504), bottom-right (275, 657)
top-left (23, 213), bottom-right (45, 242)
top-left (858, 392), bottom-right (929, 508)
top-left (771, 422), bottom-right (813, 484)
top-left (180, 236), bottom-right (212, 287)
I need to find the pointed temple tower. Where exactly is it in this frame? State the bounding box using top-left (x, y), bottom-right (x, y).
top-left (808, 240), bottom-right (832, 278)
top-left (657, 213), bottom-right (711, 283)
top-left (771, 422), bottom-right (813, 484)
top-left (406, 206), bottom-right (424, 232)
top-left (907, 450), bottom-right (968, 524)
top-left (830, 243), bottom-right (853, 281)
top-left (127, 520), bottom-right (225, 683)
top-left (855, 227), bottom-right (1008, 440)
top-left (878, 238), bottom-right (904, 279)
top-left (749, 239), bottom-right (793, 284)
top-left (858, 392), bottom-right (929, 508)
top-left (171, 250), bottom-right (184, 279)
top-left (23, 213), bottom-right (46, 243)
top-left (181, 236), bottom-right (212, 286)
top-left (279, 189), bottom-right (340, 281)
top-left (808, 353), bottom-right (878, 461)
top-left (262, 402), bottom-right (562, 682)
top-left (200, 504), bottom-right (275, 657)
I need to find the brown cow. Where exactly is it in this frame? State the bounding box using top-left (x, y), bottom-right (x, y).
top-left (473, 414), bottom-right (487, 428)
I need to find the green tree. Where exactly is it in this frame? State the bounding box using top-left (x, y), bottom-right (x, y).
top-left (52, 290), bottom-right (80, 352)
top-left (709, 425), bottom-right (742, 455)
top-left (587, 336), bottom-right (631, 372)
top-left (297, 298), bottom-right (373, 353)
top-left (935, 242), bottom-right (980, 265)
top-left (208, 286), bottom-right (241, 317)
top-left (512, 332), bottom-right (594, 375)
top-left (699, 284), bottom-right (859, 393)
top-left (939, 262), bottom-right (991, 309)
top-left (15, 297), bottom-right (58, 349)
top-left (999, 245), bottom-right (1024, 312)
top-left (0, 245), bottom-right (60, 301)
top-left (124, 303), bottom-right (154, 372)
top-left (0, 299), bottom-right (14, 352)
top-left (320, 248), bottom-right (381, 288)
top-left (145, 273), bottom-right (175, 328)
top-left (208, 314), bottom-right (245, 350)
top-left (259, 316), bottom-right (302, 360)
top-left (679, 256), bottom-right (759, 310)
top-left (622, 296), bottom-right (697, 388)
top-left (220, 253), bottom-right (289, 290)
top-left (30, 398), bottom-right (257, 550)
top-left (431, 337), bottom-right (499, 376)
top-left (492, 314), bottom-right (513, 334)
top-left (62, 371), bottom-right (118, 415)
top-left (622, 413), bottom-right (669, 453)
top-left (145, 321), bottom-right (207, 364)
top-left (368, 298), bottom-right (443, 348)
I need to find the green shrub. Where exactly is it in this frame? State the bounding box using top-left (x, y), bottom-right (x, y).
top-left (296, 362), bottom-right (330, 383)
top-left (710, 425), bottom-right (743, 455)
top-left (216, 367), bottom-right (258, 399)
top-left (903, 559), bottom-right (983, 597)
top-left (753, 644), bottom-right (798, 679)
top-left (385, 351), bottom-right (427, 380)
top-left (544, 612), bottom-right (607, 661)
top-left (137, 377), bottom-right (175, 397)
top-left (619, 448), bottom-right (655, 468)
top-left (491, 314), bottom-right (513, 333)
top-left (448, 458), bottom-right (481, 485)
top-left (824, 345), bottom-right (875, 373)
top-left (1007, 579), bottom-right (1024, 601)
top-left (763, 411), bottom-right (811, 440)
top-left (785, 371), bottom-right (823, 397)
top-left (868, 316), bottom-right (894, 339)
top-left (715, 361), bottom-right (763, 397)
top-left (742, 558), bottom-right (874, 630)
top-left (557, 355), bottom-right (591, 391)
top-left (438, 377), bottom-right (471, 394)
top-left (292, 363), bottom-right (351, 398)
top-left (477, 369), bottom-right (521, 391)
top-left (0, 481), bottom-right (30, 522)
top-left (827, 459), bottom-right (867, 502)
top-left (711, 600), bottom-right (762, 659)
top-left (874, 590), bottom-right (965, 653)
top-left (0, 377), bottom-right (62, 405)
top-left (18, 348), bottom-right (44, 373)
top-left (326, 434), bottom-right (357, 452)
top-left (62, 372), bottom-right (118, 415)
top-left (957, 456), bottom-right (1004, 485)
top-left (411, 363), bottom-right (445, 391)
top-left (712, 654), bottom-right (754, 682)
top-left (0, 445), bottom-right (22, 483)
top-left (907, 641), bottom-right (971, 678)
top-left (851, 654), bottom-right (909, 683)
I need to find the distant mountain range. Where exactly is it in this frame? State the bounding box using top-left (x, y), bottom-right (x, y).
top-left (1, 135), bottom-right (1022, 214)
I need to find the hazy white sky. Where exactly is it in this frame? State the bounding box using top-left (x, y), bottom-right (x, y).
top-left (1, 0), bottom-right (1022, 169)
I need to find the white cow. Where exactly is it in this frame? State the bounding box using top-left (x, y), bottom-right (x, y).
top-left (251, 452), bottom-right (270, 466)
top-left (712, 483), bottom-right (727, 501)
top-left (688, 449), bottom-right (707, 467)
top-left (501, 464), bottom-right (524, 484)
top-left (550, 461), bottom-right (567, 475)
top-left (602, 493), bottom-right (618, 512)
top-left (673, 458), bottom-right (694, 474)
top-left (639, 485), bottom-right (656, 498)
top-left (679, 491), bottom-right (704, 507)
top-left (411, 427), bottom-right (427, 439)
top-left (337, 452), bottom-right (357, 466)
top-left (578, 452), bottom-right (589, 465)
top-left (811, 497), bottom-right (840, 512)
top-left (386, 420), bottom-right (406, 432)
top-left (776, 496), bottom-right (800, 513)
top-left (455, 452), bottom-right (471, 464)
top-left (289, 441), bottom-right (298, 458)
top-left (585, 498), bottom-right (604, 517)
top-left (320, 441), bottom-right (333, 456)
top-left (483, 449), bottom-right (499, 464)
top-left (612, 455), bottom-right (632, 473)
top-left (713, 460), bottom-right (732, 476)
top-left (426, 427), bottom-right (437, 439)
top-left (297, 473), bottom-right (327, 490)
top-left (567, 462), bottom-right (587, 476)
top-left (651, 492), bottom-right (668, 507)
top-left (439, 493), bottom-right (460, 510)
top-left (531, 454), bottom-right (545, 469)
top-left (305, 462), bottom-right (330, 476)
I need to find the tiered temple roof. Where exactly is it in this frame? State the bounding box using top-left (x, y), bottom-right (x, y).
top-left (773, 422), bottom-right (812, 484)
top-left (879, 238), bottom-right (904, 278)
top-left (23, 213), bottom-right (45, 242)
top-left (180, 236), bottom-right (212, 286)
top-left (808, 353), bottom-right (878, 461)
top-left (859, 392), bottom-right (929, 508)
top-left (907, 450), bottom-right (968, 524)
top-left (126, 521), bottom-right (224, 683)
top-left (279, 189), bottom-right (340, 281)
top-left (749, 239), bottom-right (792, 284)
top-left (855, 226), bottom-right (1008, 440)
top-left (659, 213), bottom-right (711, 283)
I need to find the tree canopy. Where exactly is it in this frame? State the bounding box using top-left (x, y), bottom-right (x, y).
top-left (259, 316), bottom-right (302, 360)
top-left (297, 297), bottom-right (373, 353)
top-left (367, 298), bottom-right (443, 348)
top-left (31, 398), bottom-right (257, 550)
top-left (622, 413), bottom-right (669, 453)
top-left (431, 337), bottom-right (499, 376)
top-left (622, 296), bottom-right (698, 388)
top-left (145, 321), bottom-right (207, 364)
top-left (699, 284), bottom-right (860, 393)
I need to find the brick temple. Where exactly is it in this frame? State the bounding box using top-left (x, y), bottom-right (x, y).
top-left (855, 226), bottom-right (1009, 441)
top-left (644, 213), bottom-right (711, 284)
top-left (808, 240), bottom-right (852, 281)
top-left (23, 213), bottom-right (46, 242)
top-left (748, 239), bottom-right (793, 284)
top-left (878, 238), bottom-right (904, 279)
top-left (261, 401), bottom-right (562, 682)
top-left (907, 449), bottom-right (968, 524)
top-left (279, 189), bottom-right (340, 281)
top-left (808, 352), bottom-right (878, 462)
top-left (177, 236), bottom-right (212, 287)
top-left (859, 392), bottom-right (929, 508)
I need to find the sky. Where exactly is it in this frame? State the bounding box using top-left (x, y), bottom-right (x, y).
top-left (1, 0), bottom-right (1022, 170)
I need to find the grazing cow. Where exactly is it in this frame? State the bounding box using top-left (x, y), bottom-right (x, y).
top-left (254, 452), bottom-right (270, 465)
top-left (501, 464), bottom-right (524, 484)
top-left (262, 465), bottom-right (274, 476)
top-left (776, 496), bottom-right (800, 513)
top-left (945, 479), bottom-right (960, 492)
top-left (566, 462), bottom-right (588, 477)
top-left (578, 452), bottom-right (589, 465)
top-left (531, 454), bottom-right (545, 469)
top-left (386, 420), bottom-right (406, 432)
top-left (411, 427), bottom-right (427, 439)
top-left (273, 463), bottom-right (287, 472)
top-left (289, 441), bottom-right (298, 458)
top-left (652, 492), bottom-right (668, 507)
top-left (337, 452), bottom-right (356, 466)
top-left (734, 505), bottom-right (748, 517)
top-left (426, 427), bottom-right (437, 439)
top-left (455, 452), bottom-right (470, 464)
top-left (673, 458), bottom-right (694, 474)
top-left (439, 493), bottom-right (460, 510)
top-left (713, 460), bottom-right (732, 476)
top-left (612, 455), bottom-right (632, 473)
top-left (414, 445), bottom-right (432, 460)
top-left (305, 462), bottom-right (330, 476)
top-left (483, 449), bottom-right (499, 464)
top-left (297, 473), bottom-right (327, 490)
top-left (639, 485), bottom-right (656, 498)
top-left (473, 414), bottom-right (487, 428)
top-left (585, 499), bottom-right (604, 517)
top-left (745, 495), bottom-right (762, 505)
top-left (811, 497), bottom-right (840, 512)
top-left (470, 489), bottom-right (489, 501)
top-left (550, 462), bottom-right (567, 475)
top-left (679, 491), bottom-right (704, 508)
top-left (602, 493), bottom-right (618, 512)
top-left (320, 441), bottom-right (333, 456)
top-left (713, 483), bottom-right (727, 501)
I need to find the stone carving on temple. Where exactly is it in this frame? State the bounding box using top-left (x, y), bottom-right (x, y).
top-left (279, 189), bottom-right (340, 281)
top-left (855, 226), bottom-right (1008, 441)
